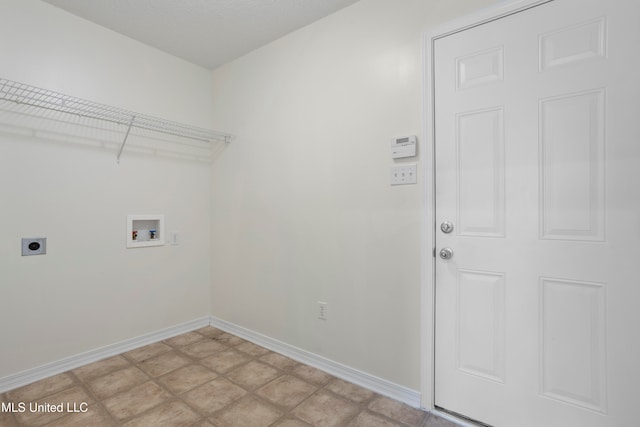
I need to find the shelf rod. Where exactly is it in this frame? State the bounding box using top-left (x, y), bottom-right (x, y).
top-left (117, 116), bottom-right (135, 163)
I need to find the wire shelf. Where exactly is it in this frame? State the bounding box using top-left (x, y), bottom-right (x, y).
top-left (0, 78), bottom-right (233, 162)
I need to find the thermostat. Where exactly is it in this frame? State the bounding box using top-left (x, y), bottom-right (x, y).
top-left (391, 135), bottom-right (417, 159)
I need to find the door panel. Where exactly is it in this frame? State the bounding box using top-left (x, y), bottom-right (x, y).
top-left (456, 269), bottom-right (506, 383)
top-left (540, 277), bottom-right (607, 413)
top-left (456, 107), bottom-right (505, 237)
top-left (539, 89), bottom-right (605, 241)
top-left (433, 1), bottom-right (640, 426)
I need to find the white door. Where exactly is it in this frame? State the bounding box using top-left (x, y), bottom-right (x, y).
top-left (434, 1), bottom-right (640, 426)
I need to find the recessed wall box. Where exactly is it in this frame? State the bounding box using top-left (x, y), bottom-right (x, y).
top-left (391, 135), bottom-right (417, 159)
top-left (22, 237), bottom-right (46, 256)
top-left (127, 215), bottom-right (165, 248)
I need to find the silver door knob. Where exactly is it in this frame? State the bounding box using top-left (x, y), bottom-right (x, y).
top-left (440, 221), bottom-right (454, 234)
top-left (439, 248), bottom-right (454, 260)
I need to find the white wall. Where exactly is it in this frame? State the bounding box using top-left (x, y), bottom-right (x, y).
top-left (0, 0), bottom-right (213, 378)
top-left (210, 0), bottom-right (497, 391)
top-left (0, 0), bottom-right (502, 394)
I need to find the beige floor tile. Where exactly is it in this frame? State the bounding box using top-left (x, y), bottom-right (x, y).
top-left (226, 361), bottom-right (281, 390)
top-left (191, 419), bottom-right (216, 427)
top-left (87, 366), bottom-right (149, 399)
top-left (123, 399), bottom-right (201, 427)
top-left (235, 341), bottom-right (271, 357)
top-left (15, 410), bottom-right (67, 426)
top-left (195, 326), bottom-right (225, 338)
top-left (256, 375), bottom-right (317, 409)
top-left (138, 350), bottom-right (192, 377)
top-left (292, 390), bottom-right (361, 427)
top-left (325, 378), bottom-right (375, 403)
top-left (0, 394), bottom-right (18, 427)
top-left (72, 355), bottom-right (131, 383)
top-left (102, 381), bottom-right (172, 421)
top-left (368, 396), bottom-right (426, 427)
top-left (6, 372), bottom-right (75, 402)
top-left (0, 411), bottom-right (17, 427)
top-left (45, 404), bottom-right (116, 427)
top-left (14, 385), bottom-right (93, 426)
top-left (212, 332), bottom-right (246, 346)
top-left (2, 329), bottom-right (434, 427)
top-left (291, 364), bottom-right (334, 386)
top-left (259, 352), bottom-right (299, 371)
top-left (181, 378), bottom-right (246, 415)
top-left (422, 413), bottom-right (461, 427)
top-left (348, 410), bottom-right (403, 427)
top-left (179, 339), bottom-right (228, 359)
top-left (271, 417), bottom-right (313, 427)
top-left (14, 403), bottom-right (68, 426)
top-left (199, 349), bottom-right (251, 374)
top-left (124, 342), bottom-right (172, 362)
top-left (209, 395), bottom-right (283, 427)
top-left (163, 331), bottom-right (207, 348)
top-left (157, 364), bottom-right (217, 394)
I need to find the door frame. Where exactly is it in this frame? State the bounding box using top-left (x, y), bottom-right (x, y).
top-left (420, 0), bottom-right (554, 420)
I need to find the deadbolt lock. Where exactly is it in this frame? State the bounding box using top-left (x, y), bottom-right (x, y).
top-left (440, 221), bottom-right (454, 234)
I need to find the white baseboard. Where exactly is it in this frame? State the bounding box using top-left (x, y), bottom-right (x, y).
top-left (209, 316), bottom-right (422, 409)
top-left (0, 316), bottom-right (210, 394)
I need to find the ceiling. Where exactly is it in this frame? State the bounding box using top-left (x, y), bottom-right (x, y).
top-left (42, 0), bottom-right (361, 70)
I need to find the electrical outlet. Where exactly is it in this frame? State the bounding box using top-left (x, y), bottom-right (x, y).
top-left (170, 231), bottom-right (179, 245)
top-left (318, 301), bottom-right (327, 320)
top-left (22, 237), bottom-right (46, 256)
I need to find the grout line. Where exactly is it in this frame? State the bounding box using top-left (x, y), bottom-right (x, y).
top-left (152, 333), bottom-right (216, 425)
top-left (120, 331), bottom-right (212, 425)
top-left (65, 369), bottom-right (119, 427)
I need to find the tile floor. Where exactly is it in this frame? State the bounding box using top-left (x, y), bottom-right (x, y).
top-left (0, 327), bottom-right (458, 427)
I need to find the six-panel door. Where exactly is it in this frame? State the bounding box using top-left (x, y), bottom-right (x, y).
top-left (434, 0), bottom-right (640, 425)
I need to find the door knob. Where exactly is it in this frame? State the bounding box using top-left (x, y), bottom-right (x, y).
top-left (440, 221), bottom-right (454, 234)
top-left (439, 248), bottom-right (454, 260)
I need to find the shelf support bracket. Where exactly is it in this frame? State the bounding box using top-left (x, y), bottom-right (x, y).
top-left (117, 116), bottom-right (136, 163)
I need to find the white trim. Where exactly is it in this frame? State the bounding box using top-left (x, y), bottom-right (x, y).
top-left (0, 316), bottom-right (210, 393)
top-left (420, 0), bottom-right (556, 415)
top-left (429, 0), bottom-right (552, 40)
top-left (419, 21), bottom-right (436, 412)
top-left (210, 316), bottom-right (422, 408)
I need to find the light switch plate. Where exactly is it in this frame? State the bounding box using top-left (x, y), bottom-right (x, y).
top-left (390, 164), bottom-right (417, 185)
